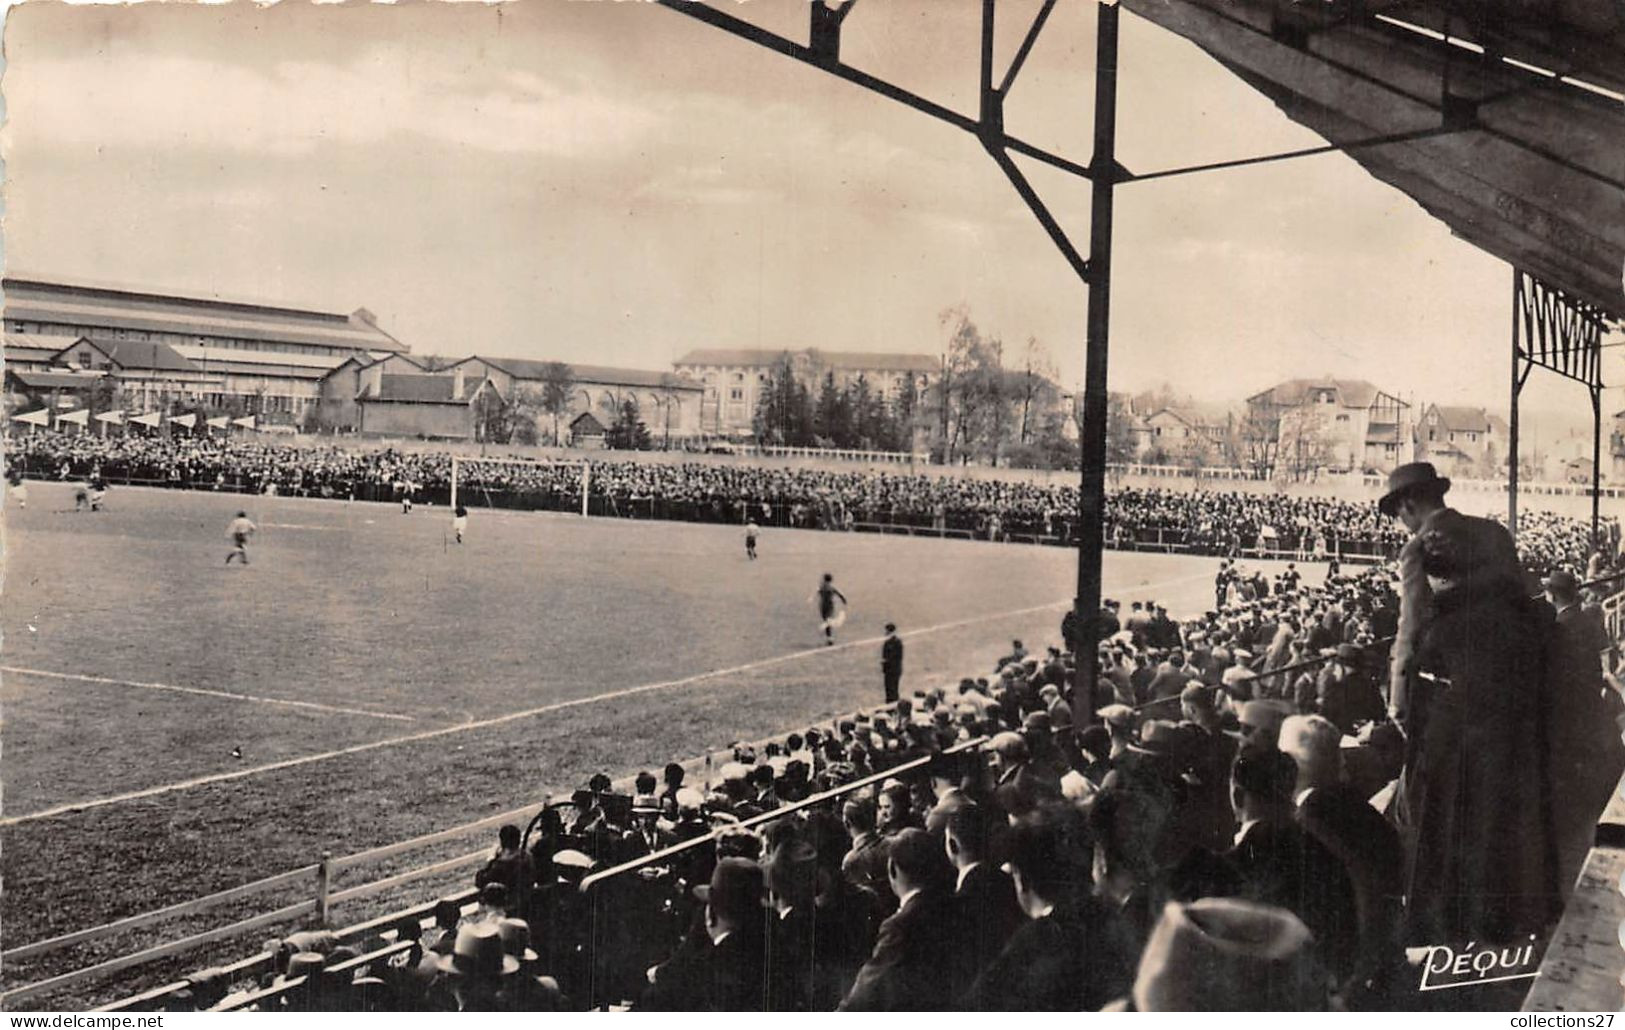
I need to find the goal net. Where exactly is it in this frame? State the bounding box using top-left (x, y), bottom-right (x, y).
top-left (449, 454), bottom-right (591, 517)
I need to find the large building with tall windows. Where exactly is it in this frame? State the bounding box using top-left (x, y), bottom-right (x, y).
top-left (672, 347), bottom-right (937, 437)
top-left (2, 275), bottom-right (408, 422)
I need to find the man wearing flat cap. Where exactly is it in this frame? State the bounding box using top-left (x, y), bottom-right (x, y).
top-left (1379, 461), bottom-right (1559, 944)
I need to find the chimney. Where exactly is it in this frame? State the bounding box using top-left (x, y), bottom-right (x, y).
top-left (453, 367), bottom-right (466, 400)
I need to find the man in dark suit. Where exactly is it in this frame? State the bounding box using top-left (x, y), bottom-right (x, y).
top-left (1313, 644), bottom-right (1385, 737)
top-left (640, 858), bottom-right (768, 1011)
top-left (881, 623), bottom-right (904, 703)
top-left (1279, 715), bottom-right (1403, 993)
top-left (944, 803), bottom-right (1023, 983)
top-left (840, 798), bottom-right (891, 903)
top-left (923, 750), bottom-right (974, 836)
top-left (1544, 569), bottom-right (1625, 895)
top-left (961, 809), bottom-right (1138, 1010)
top-left (839, 829), bottom-right (957, 1010)
top-left (1380, 461), bottom-right (1558, 944)
top-left (1147, 650), bottom-right (1190, 702)
top-left (1226, 745), bottom-right (1359, 980)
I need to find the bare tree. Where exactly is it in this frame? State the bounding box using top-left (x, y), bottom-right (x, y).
top-left (538, 362), bottom-right (575, 446)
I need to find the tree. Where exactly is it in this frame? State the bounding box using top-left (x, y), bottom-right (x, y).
top-left (812, 371), bottom-right (855, 447)
top-left (753, 355), bottom-right (812, 446)
top-left (538, 362), bottom-right (575, 446)
top-left (1104, 394), bottom-right (1138, 465)
top-left (934, 306), bottom-right (1009, 464)
top-left (892, 373), bottom-right (921, 453)
top-left (606, 399), bottom-right (652, 450)
top-left (1277, 407), bottom-right (1333, 482)
top-left (1015, 336), bottom-right (1056, 446)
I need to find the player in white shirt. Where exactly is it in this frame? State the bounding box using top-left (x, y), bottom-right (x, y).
top-left (744, 520), bottom-right (759, 560)
top-left (453, 504), bottom-right (468, 544)
top-left (226, 511), bottom-right (257, 565)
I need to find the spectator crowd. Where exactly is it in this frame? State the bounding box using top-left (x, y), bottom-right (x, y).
top-left (9, 429), bottom-right (1611, 571)
top-left (160, 544), bottom-right (1625, 1013)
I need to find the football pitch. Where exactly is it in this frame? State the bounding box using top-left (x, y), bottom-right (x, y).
top-left (0, 480), bottom-right (1253, 996)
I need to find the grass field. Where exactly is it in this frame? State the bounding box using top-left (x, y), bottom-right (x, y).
top-left (0, 480), bottom-right (1267, 1005)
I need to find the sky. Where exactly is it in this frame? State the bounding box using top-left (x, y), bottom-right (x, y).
top-left (1, 0), bottom-right (1616, 420)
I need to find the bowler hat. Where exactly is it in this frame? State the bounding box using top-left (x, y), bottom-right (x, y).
top-left (1335, 643), bottom-right (1361, 664)
top-left (1379, 461), bottom-right (1450, 516)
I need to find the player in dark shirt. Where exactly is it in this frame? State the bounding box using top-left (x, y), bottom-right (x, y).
top-left (813, 573), bottom-right (848, 646)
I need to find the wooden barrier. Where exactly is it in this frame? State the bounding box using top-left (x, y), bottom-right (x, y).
top-left (1, 863), bottom-right (321, 963)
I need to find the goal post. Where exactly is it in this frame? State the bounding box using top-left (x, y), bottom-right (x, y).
top-left (449, 454), bottom-right (591, 517)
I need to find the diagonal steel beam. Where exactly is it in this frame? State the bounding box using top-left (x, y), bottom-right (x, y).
top-left (653, 0), bottom-right (1096, 181)
top-left (999, 0), bottom-right (1059, 97)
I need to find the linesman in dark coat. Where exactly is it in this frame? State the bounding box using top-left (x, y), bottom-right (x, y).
top-left (881, 623), bottom-right (904, 704)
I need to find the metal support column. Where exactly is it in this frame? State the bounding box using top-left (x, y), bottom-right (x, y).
top-left (1509, 268), bottom-right (1610, 545)
top-left (1073, 1), bottom-right (1119, 728)
top-left (1509, 274), bottom-right (1523, 537)
top-left (1593, 385), bottom-right (1603, 541)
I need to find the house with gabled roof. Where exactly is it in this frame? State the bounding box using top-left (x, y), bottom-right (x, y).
top-left (1246, 376), bottom-right (1413, 475)
top-left (353, 372), bottom-right (504, 440)
top-left (49, 336), bottom-right (224, 412)
top-left (1417, 404), bottom-right (1508, 477)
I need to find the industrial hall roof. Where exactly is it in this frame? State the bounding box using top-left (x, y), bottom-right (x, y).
top-left (459, 355), bottom-right (701, 391)
top-left (3, 276), bottom-right (409, 354)
top-left (1121, 0), bottom-right (1625, 319)
top-left (673, 348), bottom-right (940, 373)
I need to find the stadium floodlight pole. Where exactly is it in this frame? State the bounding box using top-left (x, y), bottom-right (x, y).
top-left (1072, 0), bottom-right (1120, 730)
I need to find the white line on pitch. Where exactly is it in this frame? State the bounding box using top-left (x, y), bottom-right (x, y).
top-left (0, 667), bottom-right (416, 723)
top-left (0, 567), bottom-right (1215, 826)
top-left (258, 522), bottom-right (341, 531)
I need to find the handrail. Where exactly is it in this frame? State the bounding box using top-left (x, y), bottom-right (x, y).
top-left (578, 736), bottom-right (988, 895)
top-left (1129, 569), bottom-right (1625, 714)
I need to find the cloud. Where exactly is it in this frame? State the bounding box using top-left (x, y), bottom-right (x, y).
top-left (5, 47), bottom-right (663, 159)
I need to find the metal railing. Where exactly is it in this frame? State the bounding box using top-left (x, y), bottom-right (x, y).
top-left (567, 736), bottom-right (987, 1009)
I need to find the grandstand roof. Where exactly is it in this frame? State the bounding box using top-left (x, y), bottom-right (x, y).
top-left (1248, 377), bottom-right (1398, 410)
top-left (2, 276), bottom-right (408, 354)
top-left (673, 348), bottom-right (939, 373)
top-left (461, 355), bottom-right (700, 391)
top-left (74, 338), bottom-right (201, 373)
top-left (1122, 0), bottom-right (1625, 318)
top-left (171, 344), bottom-right (348, 373)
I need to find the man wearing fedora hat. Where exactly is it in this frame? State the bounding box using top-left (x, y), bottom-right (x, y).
top-left (641, 857), bottom-right (769, 1011)
top-left (1379, 460), bottom-right (1521, 724)
top-left (1380, 461), bottom-right (1561, 945)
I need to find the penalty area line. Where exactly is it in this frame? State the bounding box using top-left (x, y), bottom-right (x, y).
top-left (0, 567), bottom-right (1213, 826)
top-left (0, 666), bottom-right (416, 724)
